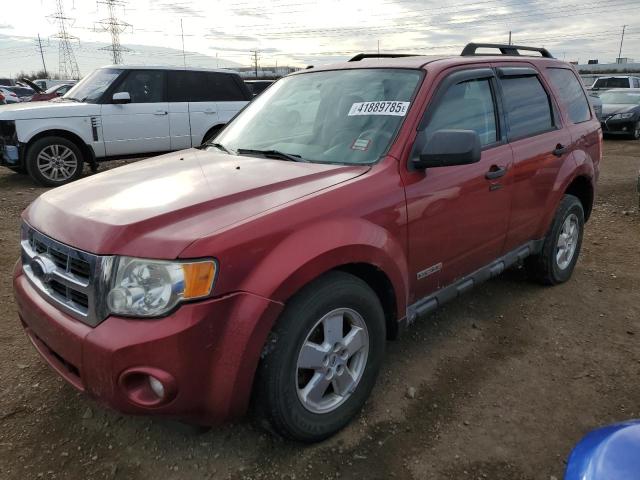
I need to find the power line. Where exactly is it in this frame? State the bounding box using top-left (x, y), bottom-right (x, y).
top-left (96, 0), bottom-right (131, 64)
top-left (49, 0), bottom-right (80, 79)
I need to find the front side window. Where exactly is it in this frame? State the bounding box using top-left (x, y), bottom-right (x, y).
top-left (501, 76), bottom-right (554, 139)
top-left (63, 68), bottom-right (122, 103)
top-left (424, 78), bottom-right (498, 147)
top-left (215, 68), bottom-right (423, 165)
top-left (547, 68), bottom-right (591, 124)
top-left (114, 70), bottom-right (165, 103)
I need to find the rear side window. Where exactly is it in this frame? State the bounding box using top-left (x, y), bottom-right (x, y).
top-left (593, 78), bottom-right (629, 89)
top-left (169, 71), bottom-right (247, 102)
top-left (546, 68), bottom-right (591, 124)
top-left (425, 78), bottom-right (498, 147)
top-left (500, 76), bottom-right (554, 139)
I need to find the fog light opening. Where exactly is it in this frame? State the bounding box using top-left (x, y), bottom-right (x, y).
top-left (148, 375), bottom-right (165, 399)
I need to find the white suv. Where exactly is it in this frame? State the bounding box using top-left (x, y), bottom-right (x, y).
top-left (0, 66), bottom-right (251, 186)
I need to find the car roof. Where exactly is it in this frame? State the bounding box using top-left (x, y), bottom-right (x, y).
top-left (298, 54), bottom-right (570, 74)
top-left (98, 65), bottom-right (238, 74)
top-left (603, 88), bottom-right (640, 92)
top-left (596, 75), bottom-right (639, 78)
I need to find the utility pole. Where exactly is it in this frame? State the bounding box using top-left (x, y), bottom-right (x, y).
top-left (377, 39), bottom-right (380, 54)
top-left (96, 0), bottom-right (131, 64)
top-left (37, 34), bottom-right (48, 77)
top-left (617, 25), bottom-right (627, 63)
top-left (180, 19), bottom-right (186, 68)
top-left (49, 0), bottom-right (80, 79)
top-left (251, 50), bottom-right (260, 78)
top-left (508, 31), bottom-right (512, 45)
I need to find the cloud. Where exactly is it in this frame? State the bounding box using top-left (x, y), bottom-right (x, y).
top-left (207, 29), bottom-right (258, 43)
top-left (154, 2), bottom-right (204, 18)
top-left (0, 23), bottom-right (13, 29)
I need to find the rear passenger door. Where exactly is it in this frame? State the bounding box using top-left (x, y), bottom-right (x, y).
top-left (496, 65), bottom-right (573, 252)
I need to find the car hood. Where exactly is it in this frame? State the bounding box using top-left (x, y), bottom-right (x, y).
top-left (565, 421), bottom-right (640, 480)
top-left (0, 100), bottom-right (99, 120)
top-left (25, 149), bottom-right (368, 258)
top-left (602, 103), bottom-right (639, 117)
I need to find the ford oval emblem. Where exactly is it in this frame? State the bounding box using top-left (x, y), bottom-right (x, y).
top-left (30, 255), bottom-right (57, 283)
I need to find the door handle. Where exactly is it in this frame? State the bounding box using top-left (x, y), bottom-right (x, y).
top-left (154, 110), bottom-right (168, 115)
top-left (552, 144), bottom-right (569, 156)
top-left (204, 109), bottom-right (216, 114)
top-left (485, 165), bottom-right (507, 180)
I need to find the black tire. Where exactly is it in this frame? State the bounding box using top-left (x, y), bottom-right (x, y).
top-left (255, 271), bottom-right (386, 442)
top-left (201, 125), bottom-right (223, 145)
top-left (7, 165), bottom-right (27, 174)
top-left (26, 136), bottom-right (84, 187)
top-left (525, 194), bottom-right (585, 285)
top-left (630, 121), bottom-right (640, 140)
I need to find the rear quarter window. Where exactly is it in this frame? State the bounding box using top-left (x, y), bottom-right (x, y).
top-left (546, 68), bottom-right (591, 124)
top-left (500, 75), bottom-right (554, 139)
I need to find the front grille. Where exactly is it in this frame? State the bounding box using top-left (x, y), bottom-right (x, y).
top-left (20, 223), bottom-right (114, 326)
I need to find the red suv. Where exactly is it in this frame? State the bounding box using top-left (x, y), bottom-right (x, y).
top-left (13, 43), bottom-right (601, 442)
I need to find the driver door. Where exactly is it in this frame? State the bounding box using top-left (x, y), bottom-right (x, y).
top-left (101, 70), bottom-right (171, 156)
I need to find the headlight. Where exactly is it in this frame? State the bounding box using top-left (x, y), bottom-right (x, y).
top-left (612, 112), bottom-right (635, 119)
top-left (106, 257), bottom-right (217, 317)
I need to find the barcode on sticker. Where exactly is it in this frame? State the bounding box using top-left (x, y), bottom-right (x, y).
top-left (348, 101), bottom-right (410, 117)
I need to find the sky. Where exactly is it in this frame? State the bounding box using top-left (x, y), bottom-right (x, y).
top-left (1, 0), bottom-right (640, 77)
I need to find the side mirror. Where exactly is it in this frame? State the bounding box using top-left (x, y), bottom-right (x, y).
top-left (112, 91), bottom-right (131, 104)
top-left (413, 129), bottom-right (481, 169)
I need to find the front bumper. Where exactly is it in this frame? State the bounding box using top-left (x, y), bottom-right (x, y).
top-left (601, 118), bottom-right (637, 135)
top-left (13, 260), bottom-right (283, 424)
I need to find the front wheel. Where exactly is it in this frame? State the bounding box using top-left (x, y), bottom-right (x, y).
top-left (255, 271), bottom-right (386, 442)
top-left (26, 136), bottom-right (84, 187)
top-left (525, 194), bottom-right (585, 285)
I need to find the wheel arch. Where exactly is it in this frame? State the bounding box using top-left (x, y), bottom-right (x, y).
top-left (25, 129), bottom-right (95, 168)
top-left (564, 174), bottom-right (594, 221)
top-left (201, 123), bottom-right (225, 144)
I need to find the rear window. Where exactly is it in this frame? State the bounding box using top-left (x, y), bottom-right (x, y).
top-left (593, 78), bottom-right (629, 89)
top-left (500, 76), bottom-right (554, 139)
top-left (169, 71), bottom-right (247, 102)
top-left (547, 68), bottom-right (591, 124)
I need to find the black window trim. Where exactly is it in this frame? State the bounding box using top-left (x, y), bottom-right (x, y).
top-left (412, 67), bottom-right (506, 167)
top-left (546, 66), bottom-right (594, 125)
top-left (495, 68), bottom-right (561, 143)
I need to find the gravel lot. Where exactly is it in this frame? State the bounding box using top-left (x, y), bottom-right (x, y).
top-left (0, 142), bottom-right (639, 480)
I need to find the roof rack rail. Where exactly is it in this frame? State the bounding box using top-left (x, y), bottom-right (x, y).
top-left (348, 53), bottom-right (419, 62)
top-left (461, 43), bottom-right (554, 59)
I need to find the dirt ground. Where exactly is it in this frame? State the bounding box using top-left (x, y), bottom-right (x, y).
top-left (0, 142), bottom-right (638, 480)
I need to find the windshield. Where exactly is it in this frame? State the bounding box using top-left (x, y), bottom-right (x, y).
top-left (215, 69), bottom-right (422, 165)
top-left (598, 91), bottom-right (640, 105)
top-left (63, 68), bottom-right (122, 103)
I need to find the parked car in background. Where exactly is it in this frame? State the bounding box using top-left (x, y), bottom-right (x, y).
top-left (0, 87), bottom-right (21, 103)
top-left (588, 93), bottom-right (603, 121)
top-left (0, 65), bottom-right (251, 185)
top-left (245, 79), bottom-right (274, 96)
top-left (6, 85), bottom-right (35, 102)
top-left (12, 43), bottom-right (600, 442)
top-left (589, 75), bottom-right (640, 92)
top-left (565, 420), bottom-right (640, 480)
top-left (32, 78), bottom-right (77, 91)
top-left (30, 83), bottom-right (75, 102)
top-left (598, 88), bottom-right (640, 138)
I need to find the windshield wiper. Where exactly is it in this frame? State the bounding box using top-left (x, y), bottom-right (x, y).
top-left (237, 148), bottom-right (306, 162)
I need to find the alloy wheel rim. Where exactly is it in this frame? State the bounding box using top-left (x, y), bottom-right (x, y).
top-left (296, 307), bottom-right (369, 414)
top-left (556, 213), bottom-right (579, 270)
top-left (37, 144), bottom-right (78, 182)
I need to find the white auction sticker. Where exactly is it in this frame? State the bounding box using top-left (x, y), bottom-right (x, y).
top-left (348, 101), bottom-right (410, 117)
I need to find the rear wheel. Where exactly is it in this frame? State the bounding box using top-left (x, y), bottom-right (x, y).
top-left (255, 271), bottom-right (386, 442)
top-left (525, 194), bottom-right (584, 285)
top-left (26, 136), bottom-right (84, 187)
